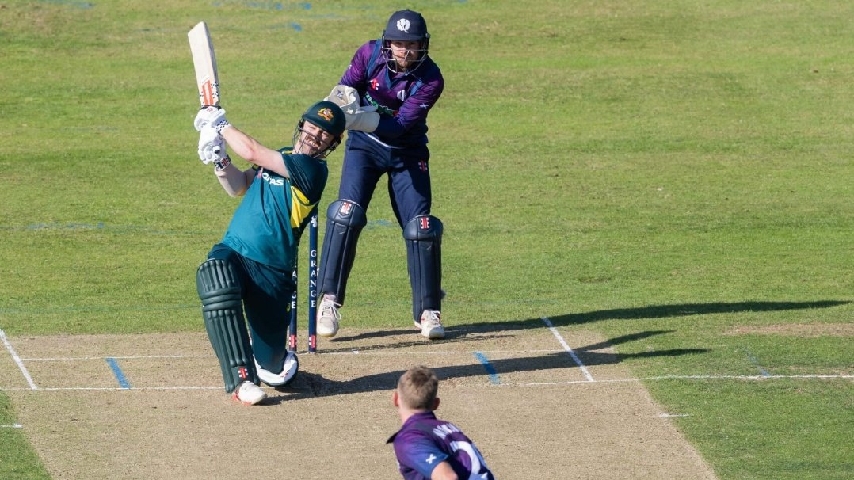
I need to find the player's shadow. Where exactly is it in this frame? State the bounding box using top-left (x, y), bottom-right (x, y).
top-left (265, 329), bottom-right (704, 404)
top-left (319, 329), bottom-right (517, 354)
top-left (321, 300), bottom-right (848, 353)
top-left (465, 300), bottom-right (849, 333)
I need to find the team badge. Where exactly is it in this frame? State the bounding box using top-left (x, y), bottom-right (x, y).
top-left (317, 108), bottom-right (334, 121)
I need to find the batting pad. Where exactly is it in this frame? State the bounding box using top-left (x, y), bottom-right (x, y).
top-left (196, 258), bottom-right (256, 393)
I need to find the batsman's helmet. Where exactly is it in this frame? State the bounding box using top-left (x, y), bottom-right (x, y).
top-left (381, 10), bottom-right (430, 73)
top-left (295, 100), bottom-right (346, 158)
top-left (301, 100), bottom-right (346, 137)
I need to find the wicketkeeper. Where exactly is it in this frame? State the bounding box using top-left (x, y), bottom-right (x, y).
top-left (193, 100), bottom-right (345, 405)
top-left (317, 9), bottom-right (447, 340)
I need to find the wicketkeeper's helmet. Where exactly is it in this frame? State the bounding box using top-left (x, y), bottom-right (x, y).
top-left (381, 9), bottom-right (430, 73)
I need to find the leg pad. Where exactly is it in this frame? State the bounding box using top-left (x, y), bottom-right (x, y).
top-left (317, 199), bottom-right (368, 305)
top-left (197, 258), bottom-right (256, 393)
top-left (403, 215), bottom-right (443, 323)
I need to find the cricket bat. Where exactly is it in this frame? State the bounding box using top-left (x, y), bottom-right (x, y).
top-left (188, 21), bottom-right (220, 107)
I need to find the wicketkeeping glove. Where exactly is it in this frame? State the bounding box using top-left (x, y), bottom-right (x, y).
top-left (324, 85), bottom-right (360, 114)
top-left (198, 126), bottom-right (226, 165)
top-left (344, 106), bottom-right (379, 132)
top-left (194, 106), bottom-right (230, 133)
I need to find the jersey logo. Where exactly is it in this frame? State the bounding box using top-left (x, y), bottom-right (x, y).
top-left (261, 171), bottom-right (285, 186)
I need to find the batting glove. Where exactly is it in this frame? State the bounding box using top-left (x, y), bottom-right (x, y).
top-left (198, 126), bottom-right (226, 165)
top-left (194, 106), bottom-right (230, 133)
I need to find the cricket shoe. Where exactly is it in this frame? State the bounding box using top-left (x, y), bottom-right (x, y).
top-left (317, 294), bottom-right (340, 337)
top-left (255, 352), bottom-right (299, 388)
top-left (232, 381), bottom-right (267, 406)
top-left (415, 310), bottom-right (445, 339)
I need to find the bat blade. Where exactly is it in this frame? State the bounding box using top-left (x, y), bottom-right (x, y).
top-left (188, 21), bottom-right (220, 107)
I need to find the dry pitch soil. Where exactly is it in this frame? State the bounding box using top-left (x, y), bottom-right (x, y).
top-left (1, 325), bottom-right (717, 479)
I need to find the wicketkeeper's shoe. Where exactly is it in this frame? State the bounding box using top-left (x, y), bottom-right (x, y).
top-left (317, 294), bottom-right (340, 337)
top-left (232, 381), bottom-right (267, 406)
top-left (255, 352), bottom-right (299, 388)
top-left (416, 310), bottom-right (445, 339)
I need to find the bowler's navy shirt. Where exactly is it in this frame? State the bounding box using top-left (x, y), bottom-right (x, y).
top-left (387, 412), bottom-right (494, 480)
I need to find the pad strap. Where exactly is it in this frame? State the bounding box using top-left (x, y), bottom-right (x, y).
top-left (317, 199), bottom-right (368, 305)
top-left (403, 215), bottom-right (443, 322)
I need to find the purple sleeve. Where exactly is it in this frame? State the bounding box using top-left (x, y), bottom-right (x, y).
top-left (338, 42), bottom-right (374, 92)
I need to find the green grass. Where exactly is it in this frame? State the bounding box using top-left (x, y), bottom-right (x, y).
top-left (0, 394), bottom-right (51, 479)
top-left (2, 0), bottom-right (853, 478)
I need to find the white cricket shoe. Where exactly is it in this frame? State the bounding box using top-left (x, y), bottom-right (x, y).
top-left (232, 381), bottom-right (267, 406)
top-left (317, 295), bottom-right (340, 337)
top-left (255, 352), bottom-right (299, 387)
top-left (416, 310), bottom-right (445, 339)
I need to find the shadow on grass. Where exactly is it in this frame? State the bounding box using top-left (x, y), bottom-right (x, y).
top-left (467, 300), bottom-right (850, 332)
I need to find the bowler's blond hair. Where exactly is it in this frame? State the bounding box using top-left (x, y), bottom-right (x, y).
top-left (397, 365), bottom-right (438, 410)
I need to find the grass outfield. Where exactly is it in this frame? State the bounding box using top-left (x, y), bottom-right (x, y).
top-left (2, 0), bottom-right (853, 478)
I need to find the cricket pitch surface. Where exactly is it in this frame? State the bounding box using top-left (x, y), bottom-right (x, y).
top-left (1, 324), bottom-right (718, 479)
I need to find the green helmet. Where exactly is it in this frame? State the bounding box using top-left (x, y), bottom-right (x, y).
top-left (301, 100), bottom-right (346, 138)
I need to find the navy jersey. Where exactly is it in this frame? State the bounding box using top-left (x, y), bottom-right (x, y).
top-left (339, 40), bottom-right (444, 149)
top-left (387, 412), bottom-right (494, 480)
top-left (221, 151), bottom-right (327, 271)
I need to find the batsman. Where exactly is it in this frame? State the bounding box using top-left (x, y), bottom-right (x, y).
top-left (193, 101), bottom-right (346, 405)
top-left (317, 9), bottom-right (447, 340)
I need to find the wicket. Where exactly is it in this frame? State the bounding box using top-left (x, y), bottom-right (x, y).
top-left (288, 210), bottom-right (319, 353)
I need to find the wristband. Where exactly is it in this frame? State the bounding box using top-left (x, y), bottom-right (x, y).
top-left (214, 119), bottom-right (231, 134)
top-left (214, 155), bottom-right (232, 171)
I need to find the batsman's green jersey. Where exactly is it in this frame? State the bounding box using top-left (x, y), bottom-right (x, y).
top-left (221, 150), bottom-right (328, 271)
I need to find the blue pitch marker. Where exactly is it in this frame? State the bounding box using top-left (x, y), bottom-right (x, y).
top-left (106, 357), bottom-right (132, 389)
top-left (473, 352), bottom-right (500, 384)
